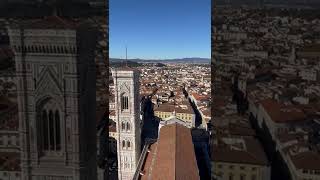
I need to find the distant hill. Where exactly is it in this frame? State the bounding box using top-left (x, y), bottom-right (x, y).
top-left (110, 57), bottom-right (211, 64)
top-left (0, 1), bottom-right (104, 17)
top-left (215, 0), bottom-right (320, 8)
top-left (109, 60), bottom-right (141, 67)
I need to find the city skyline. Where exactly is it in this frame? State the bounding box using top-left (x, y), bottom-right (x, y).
top-left (109, 0), bottom-right (211, 59)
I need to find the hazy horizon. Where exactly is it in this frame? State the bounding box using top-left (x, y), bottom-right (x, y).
top-left (110, 57), bottom-right (211, 60)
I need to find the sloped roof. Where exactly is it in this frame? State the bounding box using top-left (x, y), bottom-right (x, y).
top-left (139, 123), bottom-right (200, 180)
top-left (291, 151), bottom-right (320, 171)
top-left (212, 137), bottom-right (269, 166)
top-left (260, 98), bottom-right (306, 123)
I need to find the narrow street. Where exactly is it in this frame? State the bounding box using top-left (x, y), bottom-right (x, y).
top-left (183, 87), bottom-right (203, 127)
top-left (140, 95), bottom-right (160, 147)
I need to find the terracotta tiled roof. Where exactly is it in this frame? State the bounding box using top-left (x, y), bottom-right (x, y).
top-left (277, 132), bottom-right (306, 143)
top-left (291, 152), bottom-right (320, 171)
top-left (139, 123), bottom-right (200, 180)
top-left (175, 106), bottom-right (194, 114)
top-left (154, 104), bottom-right (194, 115)
top-left (202, 109), bottom-right (211, 117)
top-left (192, 93), bottom-right (209, 101)
top-left (227, 123), bottom-right (256, 137)
top-left (212, 137), bottom-right (268, 166)
top-left (154, 104), bottom-right (175, 113)
top-left (260, 99), bottom-right (306, 123)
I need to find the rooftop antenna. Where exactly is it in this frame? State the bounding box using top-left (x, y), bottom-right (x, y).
top-left (125, 45), bottom-right (128, 67)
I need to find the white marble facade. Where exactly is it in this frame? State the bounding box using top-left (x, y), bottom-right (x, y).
top-left (7, 22), bottom-right (97, 180)
top-left (112, 69), bottom-right (141, 180)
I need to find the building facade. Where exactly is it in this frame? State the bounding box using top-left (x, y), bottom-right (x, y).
top-left (112, 68), bottom-right (141, 180)
top-left (154, 104), bottom-right (196, 128)
top-left (7, 17), bottom-right (98, 180)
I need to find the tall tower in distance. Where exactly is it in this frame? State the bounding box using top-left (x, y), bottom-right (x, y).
top-left (112, 67), bottom-right (141, 180)
top-left (7, 17), bottom-right (98, 180)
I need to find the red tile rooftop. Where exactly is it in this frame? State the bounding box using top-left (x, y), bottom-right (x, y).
top-left (175, 106), bottom-right (194, 114)
top-left (191, 93), bottom-right (210, 101)
top-left (291, 151), bottom-right (320, 171)
top-left (202, 109), bottom-right (211, 117)
top-left (154, 104), bottom-right (175, 113)
top-left (277, 132), bottom-right (307, 144)
top-left (154, 104), bottom-right (194, 115)
top-left (212, 137), bottom-right (268, 166)
top-left (227, 124), bottom-right (256, 137)
top-left (260, 98), bottom-right (307, 123)
top-left (139, 123), bottom-right (200, 180)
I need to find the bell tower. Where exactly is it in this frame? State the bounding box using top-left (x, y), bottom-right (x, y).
top-left (8, 17), bottom-right (98, 180)
top-left (112, 68), bottom-right (141, 180)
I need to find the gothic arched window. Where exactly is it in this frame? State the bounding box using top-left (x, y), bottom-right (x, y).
top-left (55, 110), bottom-right (61, 150)
top-left (126, 122), bottom-right (130, 131)
top-left (42, 110), bottom-right (49, 150)
top-left (49, 110), bottom-right (55, 150)
top-left (122, 140), bottom-right (126, 149)
top-left (127, 141), bottom-right (130, 149)
top-left (58, 46), bottom-right (62, 53)
top-left (121, 93), bottom-right (129, 111)
top-left (46, 46), bottom-right (49, 53)
top-left (121, 122), bottom-right (126, 131)
top-left (39, 100), bottom-right (62, 153)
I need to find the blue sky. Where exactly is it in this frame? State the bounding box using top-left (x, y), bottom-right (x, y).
top-left (109, 0), bottom-right (211, 59)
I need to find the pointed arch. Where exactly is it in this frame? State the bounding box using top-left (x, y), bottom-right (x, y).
top-left (55, 110), bottom-right (61, 150)
top-left (126, 122), bottom-right (131, 131)
top-left (37, 97), bottom-right (63, 154)
top-left (42, 110), bottom-right (49, 150)
top-left (121, 122), bottom-right (126, 131)
top-left (120, 92), bottom-right (129, 111)
top-left (49, 110), bottom-right (54, 150)
top-left (53, 46), bottom-right (57, 53)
